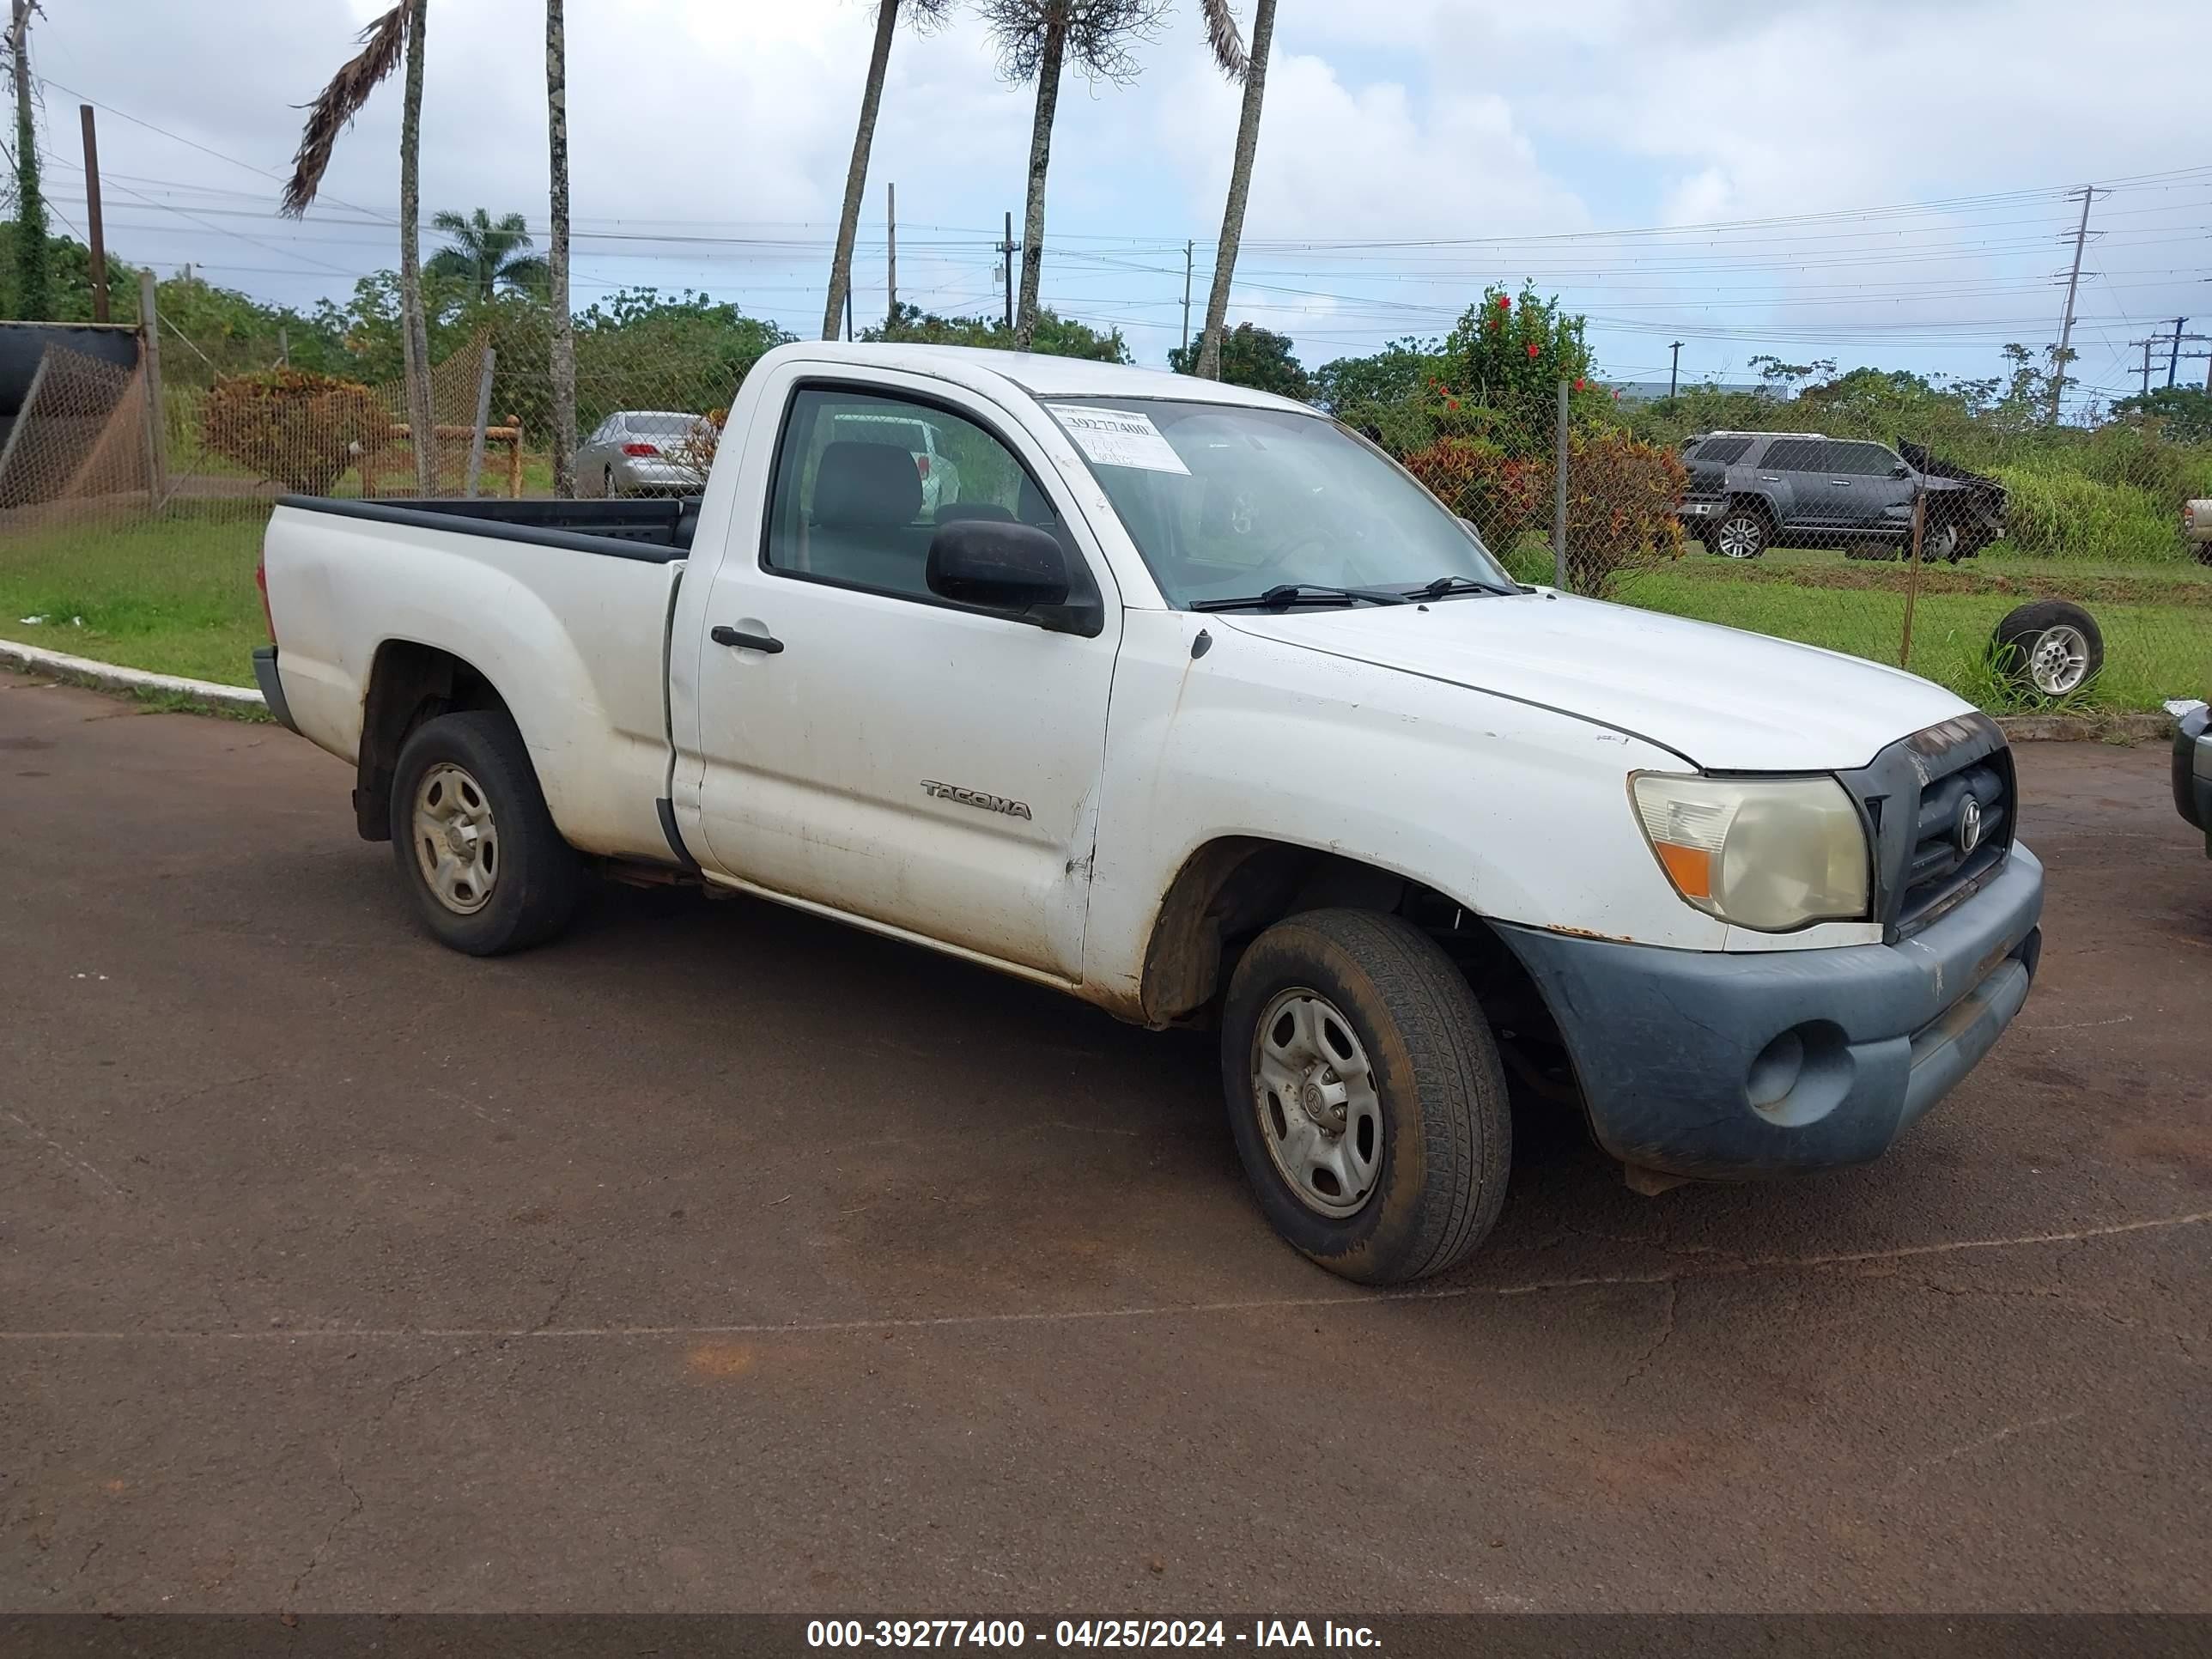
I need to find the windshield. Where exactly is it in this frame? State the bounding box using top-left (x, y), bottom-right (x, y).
top-left (1044, 397), bottom-right (1512, 609)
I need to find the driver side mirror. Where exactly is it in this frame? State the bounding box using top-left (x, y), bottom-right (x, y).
top-left (1891, 462), bottom-right (1911, 478)
top-left (927, 520), bottom-right (1101, 636)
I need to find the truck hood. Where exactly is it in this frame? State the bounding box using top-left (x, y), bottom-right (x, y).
top-left (1218, 591), bottom-right (1972, 772)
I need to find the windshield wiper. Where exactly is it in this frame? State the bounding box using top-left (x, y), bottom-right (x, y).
top-left (1190, 582), bottom-right (1410, 613)
top-left (1403, 574), bottom-right (1517, 600)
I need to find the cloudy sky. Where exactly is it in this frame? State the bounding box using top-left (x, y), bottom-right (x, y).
top-left (25, 0), bottom-right (2212, 404)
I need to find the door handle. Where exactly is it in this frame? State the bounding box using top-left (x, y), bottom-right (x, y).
top-left (711, 625), bottom-right (784, 654)
top-left (1830, 479), bottom-right (1853, 487)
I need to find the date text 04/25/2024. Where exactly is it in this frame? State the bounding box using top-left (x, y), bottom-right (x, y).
top-left (805, 1620), bottom-right (1382, 1650)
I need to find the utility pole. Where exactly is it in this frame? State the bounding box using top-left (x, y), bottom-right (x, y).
top-left (10, 0), bottom-right (49, 322)
top-left (2130, 336), bottom-right (2155, 398)
top-left (1668, 340), bottom-right (1683, 402)
top-left (885, 181), bottom-right (897, 332)
top-left (844, 288), bottom-right (854, 343)
top-left (1182, 240), bottom-right (1194, 361)
top-left (2168, 317), bottom-right (2188, 388)
top-left (999, 210), bottom-right (1016, 331)
top-left (79, 105), bottom-right (108, 322)
top-left (2047, 185), bottom-right (2099, 422)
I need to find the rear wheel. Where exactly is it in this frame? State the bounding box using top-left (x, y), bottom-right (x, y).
top-left (390, 710), bottom-right (585, 956)
top-left (1712, 505), bottom-right (1769, 560)
top-left (1221, 909), bottom-right (1510, 1285)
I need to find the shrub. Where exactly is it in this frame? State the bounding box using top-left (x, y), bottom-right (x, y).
top-left (1560, 431), bottom-right (1690, 597)
top-left (199, 368), bottom-right (387, 494)
top-left (1988, 463), bottom-right (2184, 562)
top-left (1401, 436), bottom-right (1551, 553)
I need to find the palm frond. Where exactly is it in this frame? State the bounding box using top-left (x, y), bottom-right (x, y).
top-left (1200, 0), bottom-right (1247, 82)
top-left (497, 255), bottom-right (551, 294)
top-left (428, 207), bottom-right (473, 238)
top-left (281, 2), bottom-right (410, 217)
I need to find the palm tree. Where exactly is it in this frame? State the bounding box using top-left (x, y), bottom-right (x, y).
top-left (546, 0), bottom-right (576, 498)
top-left (427, 209), bottom-right (550, 301)
top-left (822, 0), bottom-right (949, 343)
top-left (980, 1), bottom-right (1168, 349)
top-left (1194, 0), bottom-right (1274, 382)
top-left (283, 0), bottom-right (436, 492)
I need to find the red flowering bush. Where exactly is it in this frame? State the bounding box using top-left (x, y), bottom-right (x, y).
top-left (1401, 436), bottom-right (1553, 553)
top-left (1559, 431), bottom-right (1690, 597)
top-left (1440, 283), bottom-right (1597, 453)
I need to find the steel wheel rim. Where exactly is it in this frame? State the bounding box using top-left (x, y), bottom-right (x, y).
top-left (412, 762), bottom-right (500, 915)
top-left (1250, 988), bottom-right (1383, 1219)
top-left (2028, 625), bottom-right (2090, 695)
top-left (1717, 517), bottom-right (1761, 558)
top-left (1922, 524), bottom-right (1958, 562)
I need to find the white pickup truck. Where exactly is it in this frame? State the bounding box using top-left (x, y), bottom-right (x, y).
top-left (255, 342), bottom-right (2044, 1285)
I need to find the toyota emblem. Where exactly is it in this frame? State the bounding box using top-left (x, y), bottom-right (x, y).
top-left (1958, 795), bottom-right (1984, 856)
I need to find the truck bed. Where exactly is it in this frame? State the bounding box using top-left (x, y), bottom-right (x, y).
top-left (276, 494), bottom-right (702, 561)
top-left (262, 494), bottom-right (692, 864)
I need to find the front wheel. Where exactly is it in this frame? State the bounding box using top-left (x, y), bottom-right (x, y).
top-left (1221, 909), bottom-right (1510, 1285)
top-left (390, 710), bottom-right (585, 956)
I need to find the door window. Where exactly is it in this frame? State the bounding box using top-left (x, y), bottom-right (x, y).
top-left (764, 388), bottom-right (1060, 601)
top-left (1757, 439), bottom-right (1823, 472)
top-left (1824, 441), bottom-right (1898, 476)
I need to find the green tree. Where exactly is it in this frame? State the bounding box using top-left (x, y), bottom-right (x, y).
top-left (1310, 337), bottom-right (1444, 414)
top-left (864, 301), bottom-right (1132, 363)
top-left (8, 0), bottom-right (49, 320)
top-left (2112, 386), bottom-right (2212, 445)
top-left (426, 208), bottom-right (550, 301)
top-left (1169, 320), bottom-right (1307, 398)
top-left (0, 228), bottom-right (136, 325)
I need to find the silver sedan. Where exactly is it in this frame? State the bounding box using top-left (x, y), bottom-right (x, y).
top-left (574, 411), bottom-right (713, 497)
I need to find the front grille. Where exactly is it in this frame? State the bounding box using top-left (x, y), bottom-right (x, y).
top-left (1838, 714), bottom-right (2015, 940)
top-left (1896, 757), bottom-right (2010, 933)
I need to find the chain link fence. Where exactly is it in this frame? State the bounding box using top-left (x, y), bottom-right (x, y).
top-left (0, 314), bottom-right (2204, 712)
top-left (1383, 380), bottom-right (2210, 717)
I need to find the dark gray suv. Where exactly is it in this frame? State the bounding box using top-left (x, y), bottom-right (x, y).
top-left (1677, 431), bottom-right (2007, 562)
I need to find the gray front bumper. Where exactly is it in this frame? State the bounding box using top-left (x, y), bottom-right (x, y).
top-left (1497, 848), bottom-right (2044, 1179)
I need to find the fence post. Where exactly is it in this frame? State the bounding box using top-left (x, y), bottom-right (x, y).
top-left (507, 417), bottom-right (524, 500)
top-left (1551, 378), bottom-right (1570, 590)
top-left (138, 270), bottom-right (167, 507)
top-left (463, 348), bottom-right (496, 499)
top-left (1899, 483), bottom-right (1926, 671)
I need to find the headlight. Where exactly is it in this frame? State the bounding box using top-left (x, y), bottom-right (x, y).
top-left (1631, 773), bottom-right (1869, 932)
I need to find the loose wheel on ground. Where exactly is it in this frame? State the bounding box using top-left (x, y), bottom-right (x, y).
top-left (1711, 505), bottom-right (1770, 560)
top-left (1220, 908), bottom-right (1510, 1285)
top-left (390, 708), bottom-right (586, 956)
top-left (1990, 599), bottom-right (2104, 698)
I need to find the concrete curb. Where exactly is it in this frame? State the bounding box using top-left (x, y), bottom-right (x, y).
top-left (0, 638), bottom-right (266, 712)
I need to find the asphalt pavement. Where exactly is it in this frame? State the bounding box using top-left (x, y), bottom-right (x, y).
top-left (2, 673), bottom-right (2206, 1613)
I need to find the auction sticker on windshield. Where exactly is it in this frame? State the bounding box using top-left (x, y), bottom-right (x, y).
top-left (1051, 406), bottom-right (1190, 475)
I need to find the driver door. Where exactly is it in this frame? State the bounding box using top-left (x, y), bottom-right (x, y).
top-left (683, 374), bottom-right (1121, 982)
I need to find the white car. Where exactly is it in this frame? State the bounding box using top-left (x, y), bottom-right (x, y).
top-left (574, 410), bottom-right (714, 497)
top-left (253, 343), bottom-right (2044, 1285)
top-left (825, 409), bottom-right (961, 514)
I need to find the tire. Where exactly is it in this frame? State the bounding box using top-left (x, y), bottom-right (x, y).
top-left (389, 710), bottom-right (585, 956)
top-left (1220, 908), bottom-right (1510, 1285)
top-left (1711, 503), bottom-right (1770, 560)
top-left (1990, 600), bottom-right (2104, 699)
top-left (1917, 522), bottom-right (1960, 563)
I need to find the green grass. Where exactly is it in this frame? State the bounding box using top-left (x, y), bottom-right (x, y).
top-left (1615, 568), bottom-right (2205, 712)
top-left (0, 504), bottom-right (266, 686)
top-left (4, 500), bottom-right (2204, 711)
